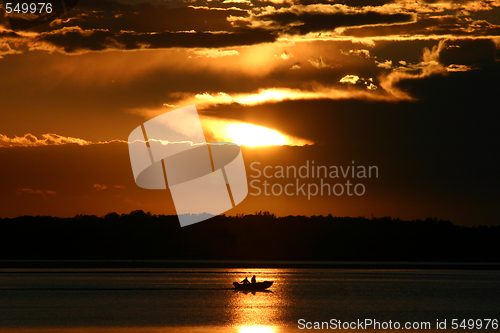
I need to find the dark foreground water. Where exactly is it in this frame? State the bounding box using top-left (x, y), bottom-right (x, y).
top-left (0, 268), bottom-right (499, 333)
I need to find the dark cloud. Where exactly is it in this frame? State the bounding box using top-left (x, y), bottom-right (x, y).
top-left (260, 11), bottom-right (414, 35)
top-left (55, 2), bottom-right (248, 33)
top-left (342, 16), bottom-right (500, 38)
top-left (14, 0), bottom-right (274, 52)
top-left (439, 39), bottom-right (499, 66)
top-left (0, 29), bottom-right (22, 39)
top-left (78, 0), bottom-right (246, 10)
top-left (472, 5), bottom-right (500, 25)
top-left (34, 28), bottom-right (276, 53)
top-left (296, 0), bottom-right (396, 6)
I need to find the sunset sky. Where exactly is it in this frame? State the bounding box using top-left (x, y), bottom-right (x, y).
top-left (0, 0), bottom-right (498, 225)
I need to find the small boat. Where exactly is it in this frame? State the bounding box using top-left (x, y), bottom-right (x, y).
top-left (233, 281), bottom-right (273, 291)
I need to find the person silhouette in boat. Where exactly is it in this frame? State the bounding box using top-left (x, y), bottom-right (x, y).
top-left (251, 275), bottom-right (256, 284)
top-left (241, 277), bottom-right (250, 284)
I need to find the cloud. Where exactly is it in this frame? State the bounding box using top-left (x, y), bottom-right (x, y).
top-left (493, 37), bottom-right (500, 60)
top-left (93, 184), bottom-right (107, 191)
top-left (0, 1), bottom-right (278, 54)
top-left (339, 74), bottom-right (360, 84)
top-left (0, 29), bottom-right (26, 57)
top-left (243, 4), bottom-right (415, 35)
top-left (94, 184), bottom-right (125, 191)
top-left (277, 51), bottom-right (292, 60)
top-left (494, 37), bottom-right (500, 48)
top-left (422, 40), bottom-right (446, 62)
top-left (28, 27), bottom-right (276, 54)
top-left (378, 40), bottom-right (449, 99)
top-left (0, 133), bottom-right (126, 148)
top-left (376, 60), bottom-right (393, 69)
top-left (342, 49), bottom-right (371, 58)
top-left (130, 85), bottom-right (396, 116)
top-left (308, 56), bottom-right (334, 68)
top-left (1, 0), bottom-right (499, 57)
top-left (190, 49), bottom-right (239, 58)
top-left (0, 40), bottom-right (21, 58)
top-left (52, 1), bottom-right (249, 34)
top-left (341, 14), bottom-right (500, 40)
top-left (191, 87), bottom-right (391, 107)
top-left (446, 64), bottom-right (473, 72)
top-left (223, 0), bottom-right (252, 4)
top-left (15, 188), bottom-right (56, 199)
top-left (340, 75), bottom-right (378, 89)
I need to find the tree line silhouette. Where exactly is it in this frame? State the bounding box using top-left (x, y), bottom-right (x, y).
top-left (0, 211), bottom-right (498, 263)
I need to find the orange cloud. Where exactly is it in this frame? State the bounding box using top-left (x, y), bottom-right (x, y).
top-left (15, 188), bottom-right (56, 199)
top-left (0, 40), bottom-right (20, 58)
top-left (94, 184), bottom-right (125, 191)
top-left (309, 56), bottom-right (335, 68)
top-left (189, 49), bottom-right (239, 58)
top-left (93, 184), bottom-right (108, 191)
top-left (149, 85), bottom-right (396, 111)
top-left (0, 133), bottom-right (126, 148)
top-left (339, 74), bottom-right (360, 84)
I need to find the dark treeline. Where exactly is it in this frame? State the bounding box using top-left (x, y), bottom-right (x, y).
top-left (0, 211), bottom-right (499, 262)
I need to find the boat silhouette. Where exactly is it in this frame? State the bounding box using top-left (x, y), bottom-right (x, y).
top-left (233, 281), bottom-right (273, 291)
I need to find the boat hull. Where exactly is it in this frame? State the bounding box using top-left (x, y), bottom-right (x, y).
top-left (233, 281), bottom-right (273, 291)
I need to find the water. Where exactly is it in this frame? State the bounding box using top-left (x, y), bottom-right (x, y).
top-left (0, 268), bottom-right (499, 332)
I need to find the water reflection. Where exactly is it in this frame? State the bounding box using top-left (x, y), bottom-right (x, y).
top-left (228, 269), bottom-right (288, 330)
top-left (238, 325), bottom-right (277, 333)
top-left (234, 290), bottom-right (273, 295)
top-left (2, 268), bottom-right (495, 333)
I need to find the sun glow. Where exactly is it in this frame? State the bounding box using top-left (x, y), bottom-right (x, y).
top-left (201, 117), bottom-right (312, 147)
top-left (226, 123), bottom-right (286, 147)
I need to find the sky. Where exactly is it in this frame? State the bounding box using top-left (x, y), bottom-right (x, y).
top-left (0, 0), bottom-right (499, 225)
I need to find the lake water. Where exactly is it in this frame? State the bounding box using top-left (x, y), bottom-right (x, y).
top-left (0, 268), bottom-right (499, 332)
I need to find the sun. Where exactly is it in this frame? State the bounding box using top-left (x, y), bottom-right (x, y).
top-left (200, 117), bottom-right (312, 146)
top-left (224, 123), bottom-right (287, 147)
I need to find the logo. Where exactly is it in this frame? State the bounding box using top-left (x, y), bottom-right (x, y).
top-left (128, 105), bottom-right (248, 227)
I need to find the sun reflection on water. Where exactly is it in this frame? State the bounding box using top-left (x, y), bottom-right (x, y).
top-left (239, 325), bottom-right (277, 333)
top-left (228, 269), bottom-right (289, 332)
